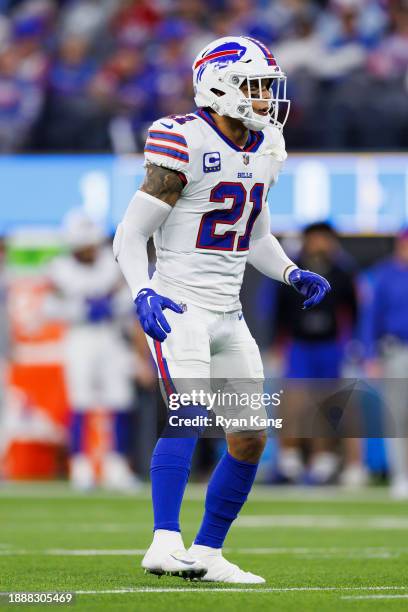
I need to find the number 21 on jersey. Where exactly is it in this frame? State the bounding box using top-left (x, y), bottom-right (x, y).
top-left (196, 182), bottom-right (264, 252)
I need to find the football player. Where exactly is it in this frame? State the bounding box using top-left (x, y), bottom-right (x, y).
top-left (46, 211), bottom-right (139, 491)
top-left (114, 37), bottom-right (331, 583)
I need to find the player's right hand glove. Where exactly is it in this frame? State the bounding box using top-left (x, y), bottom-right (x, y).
top-left (135, 288), bottom-right (183, 342)
top-left (288, 268), bottom-right (331, 310)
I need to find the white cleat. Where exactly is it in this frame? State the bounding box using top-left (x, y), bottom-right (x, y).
top-left (339, 464), bottom-right (369, 488)
top-left (189, 544), bottom-right (265, 584)
top-left (101, 452), bottom-right (142, 492)
top-left (390, 477), bottom-right (408, 500)
top-left (70, 454), bottom-right (95, 491)
top-left (142, 547), bottom-right (207, 580)
top-left (142, 531), bottom-right (207, 580)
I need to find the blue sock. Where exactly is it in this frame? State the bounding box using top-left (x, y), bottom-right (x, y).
top-left (112, 411), bottom-right (132, 454)
top-left (194, 452), bottom-right (259, 548)
top-left (70, 413), bottom-right (85, 455)
top-left (150, 405), bottom-right (206, 532)
top-left (151, 437), bottom-right (197, 532)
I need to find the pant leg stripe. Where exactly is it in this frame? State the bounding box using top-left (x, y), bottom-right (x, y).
top-left (153, 340), bottom-right (177, 397)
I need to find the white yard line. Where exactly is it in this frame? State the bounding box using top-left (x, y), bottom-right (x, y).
top-left (0, 546), bottom-right (404, 558)
top-left (0, 483), bottom-right (403, 503)
top-left (3, 523), bottom-right (148, 532)
top-left (233, 547), bottom-right (397, 559)
top-left (237, 515), bottom-right (408, 529)
top-left (71, 586), bottom-right (408, 595)
top-left (342, 595), bottom-right (408, 600)
top-left (47, 549), bottom-right (147, 556)
top-left (5, 515), bottom-right (408, 533)
top-left (1, 586), bottom-right (407, 595)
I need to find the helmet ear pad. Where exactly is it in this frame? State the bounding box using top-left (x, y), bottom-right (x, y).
top-left (210, 88), bottom-right (225, 97)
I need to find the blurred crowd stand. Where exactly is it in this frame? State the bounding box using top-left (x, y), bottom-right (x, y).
top-left (0, 0), bottom-right (406, 153)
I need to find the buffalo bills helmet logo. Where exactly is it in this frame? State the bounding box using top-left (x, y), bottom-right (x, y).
top-left (195, 41), bottom-right (247, 82)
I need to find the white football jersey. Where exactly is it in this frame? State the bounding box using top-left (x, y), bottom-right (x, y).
top-left (144, 109), bottom-right (287, 310)
top-left (46, 247), bottom-right (129, 323)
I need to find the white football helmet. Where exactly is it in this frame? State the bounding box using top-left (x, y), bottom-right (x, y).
top-left (193, 36), bottom-right (290, 132)
top-left (63, 209), bottom-right (105, 251)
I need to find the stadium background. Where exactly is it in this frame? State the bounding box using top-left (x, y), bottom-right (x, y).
top-left (0, 0), bottom-right (407, 486)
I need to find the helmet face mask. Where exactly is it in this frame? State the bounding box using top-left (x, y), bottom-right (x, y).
top-left (235, 73), bottom-right (290, 131)
top-left (193, 37), bottom-right (290, 132)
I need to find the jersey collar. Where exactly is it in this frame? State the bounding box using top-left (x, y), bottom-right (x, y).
top-left (195, 108), bottom-right (264, 153)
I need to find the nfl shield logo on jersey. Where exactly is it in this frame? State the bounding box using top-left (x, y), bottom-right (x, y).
top-left (242, 153), bottom-right (250, 166)
top-left (203, 151), bottom-right (221, 173)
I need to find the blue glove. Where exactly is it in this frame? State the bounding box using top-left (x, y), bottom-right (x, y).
top-left (135, 288), bottom-right (183, 342)
top-left (85, 295), bottom-right (113, 322)
top-left (288, 268), bottom-right (331, 310)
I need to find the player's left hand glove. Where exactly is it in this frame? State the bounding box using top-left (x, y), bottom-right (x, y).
top-left (288, 268), bottom-right (331, 310)
top-left (135, 288), bottom-right (183, 342)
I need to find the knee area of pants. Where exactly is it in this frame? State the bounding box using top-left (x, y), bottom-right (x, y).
top-left (228, 432), bottom-right (267, 461)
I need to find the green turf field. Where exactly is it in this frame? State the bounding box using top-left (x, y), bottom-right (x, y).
top-left (1, 483), bottom-right (408, 611)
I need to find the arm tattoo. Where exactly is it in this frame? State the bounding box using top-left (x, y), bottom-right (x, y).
top-left (140, 163), bottom-right (184, 207)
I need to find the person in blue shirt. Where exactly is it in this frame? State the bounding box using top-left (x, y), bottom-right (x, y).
top-left (363, 228), bottom-right (408, 499)
top-left (274, 222), bottom-right (361, 485)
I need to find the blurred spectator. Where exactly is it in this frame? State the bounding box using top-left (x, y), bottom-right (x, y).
top-left (0, 1), bottom-right (52, 150)
top-left (111, 0), bottom-right (161, 47)
top-left (89, 43), bottom-right (156, 152)
top-left (272, 222), bottom-right (366, 486)
top-left (258, 0), bottom-right (318, 41)
top-left (368, 1), bottom-right (408, 80)
top-left (150, 19), bottom-right (194, 119)
top-left (361, 1), bottom-right (408, 148)
top-left (363, 229), bottom-right (408, 499)
top-left (36, 34), bottom-right (109, 150)
top-left (318, 0), bottom-right (387, 49)
top-left (60, 0), bottom-right (119, 40)
top-left (273, 12), bottom-right (324, 147)
top-left (298, 1), bottom-right (373, 149)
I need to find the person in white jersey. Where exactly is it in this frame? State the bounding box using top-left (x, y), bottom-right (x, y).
top-left (47, 211), bottom-right (138, 491)
top-left (114, 36), bottom-right (331, 583)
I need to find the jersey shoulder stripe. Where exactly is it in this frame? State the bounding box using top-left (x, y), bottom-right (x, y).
top-left (144, 143), bottom-right (189, 163)
top-left (148, 130), bottom-right (187, 147)
top-left (144, 116), bottom-right (198, 176)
